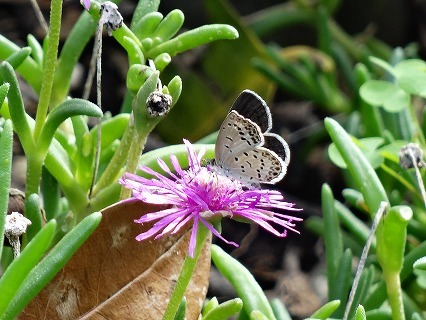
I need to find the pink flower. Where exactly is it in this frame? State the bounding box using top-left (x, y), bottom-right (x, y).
top-left (81, 0), bottom-right (91, 10)
top-left (120, 139), bottom-right (302, 257)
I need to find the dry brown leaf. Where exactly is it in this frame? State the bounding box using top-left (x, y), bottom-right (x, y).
top-left (20, 200), bottom-right (211, 320)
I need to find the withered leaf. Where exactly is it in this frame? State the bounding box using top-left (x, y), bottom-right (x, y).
top-left (20, 200), bottom-right (211, 319)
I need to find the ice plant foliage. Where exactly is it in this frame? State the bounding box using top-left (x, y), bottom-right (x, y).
top-left (120, 140), bottom-right (302, 257)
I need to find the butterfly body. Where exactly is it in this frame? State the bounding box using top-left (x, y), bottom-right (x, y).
top-left (213, 90), bottom-right (290, 185)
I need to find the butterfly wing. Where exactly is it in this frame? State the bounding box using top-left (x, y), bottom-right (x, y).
top-left (219, 146), bottom-right (287, 184)
top-left (214, 90), bottom-right (290, 185)
top-left (230, 90), bottom-right (272, 133)
top-left (263, 133), bottom-right (290, 168)
top-left (215, 110), bottom-right (264, 163)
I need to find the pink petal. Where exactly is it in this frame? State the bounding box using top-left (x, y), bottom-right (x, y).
top-left (82, 0), bottom-right (91, 10)
top-left (199, 217), bottom-right (239, 247)
top-left (135, 223), bottom-right (165, 241)
top-left (184, 139), bottom-right (201, 170)
top-left (171, 212), bottom-right (195, 234)
top-left (170, 155), bottom-right (185, 177)
top-left (134, 208), bottom-right (182, 223)
top-left (188, 217), bottom-right (199, 258)
top-left (157, 158), bottom-right (178, 180)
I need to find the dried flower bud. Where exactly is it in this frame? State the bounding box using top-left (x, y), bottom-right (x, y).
top-left (146, 91), bottom-right (172, 117)
top-left (3, 188), bottom-right (26, 247)
top-left (399, 143), bottom-right (425, 169)
top-left (5, 212), bottom-right (32, 238)
top-left (100, 2), bottom-right (123, 36)
top-left (5, 211), bottom-right (32, 258)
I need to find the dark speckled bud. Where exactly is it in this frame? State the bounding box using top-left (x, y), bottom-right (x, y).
top-left (146, 91), bottom-right (172, 117)
top-left (399, 143), bottom-right (425, 169)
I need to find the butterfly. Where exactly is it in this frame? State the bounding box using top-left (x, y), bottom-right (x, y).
top-left (212, 90), bottom-right (290, 185)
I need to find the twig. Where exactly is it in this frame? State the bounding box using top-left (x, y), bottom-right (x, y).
top-left (343, 201), bottom-right (387, 320)
top-left (29, 0), bottom-right (49, 35)
top-left (89, 20), bottom-right (103, 198)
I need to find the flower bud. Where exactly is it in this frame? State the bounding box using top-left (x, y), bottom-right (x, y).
top-left (399, 143), bottom-right (425, 169)
top-left (100, 2), bottom-right (123, 36)
top-left (146, 91), bottom-right (172, 117)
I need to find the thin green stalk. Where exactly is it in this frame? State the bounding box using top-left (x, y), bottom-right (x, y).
top-left (376, 206), bottom-right (411, 319)
top-left (24, 0), bottom-right (69, 204)
top-left (162, 224), bottom-right (209, 320)
top-left (119, 71), bottom-right (160, 199)
top-left (92, 123), bottom-right (135, 196)
top-left (44, 143), bottom-right (89, 211)
top-left (0, 120), bottom-right (13, 259)
top-left (51, 13), bottom-right (96, 106)
top-left (25, 152), bottom-right (44, 198)
top-left (33, 0), bottom-right (62, 141)
top-left (119, 128), bottom-right (148, 199)
top-left (383, 271), bottom-right (404, 320)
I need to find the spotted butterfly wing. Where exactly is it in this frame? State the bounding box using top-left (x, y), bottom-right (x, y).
top-left (230, 90), bottom-right (272, 132)
top-left (263, 134), bottom-right (290, 168)
top-left (214, 90), bottom-right (290, 184)
top-left (214, 110), bottom-right (263, 163)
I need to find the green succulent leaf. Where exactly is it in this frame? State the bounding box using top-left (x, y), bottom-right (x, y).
top-left (173, 297), bottom-right (186, 320)
top-left (0, 120), bottom-right (13, 258)
top-left (250, 310), bottom-right (270, 320)
top-left (325, 117), bottom-right (389, 216)
top-left (394, 59), bottom-right (426, 97)
top-left (24, 193), bottom-right (44, 243)
top-left (27, 35), bottom-right (43, 66)
top-left (122, 36), bottom-right (145, 65)
top-left (328, 137), bottom-right (384, 169)
top-left (154, 52), bottom-right (172, 72)
top-left (211, 245), bottom-right (276, 320)
top-left (38, 98), bottom-right (102, 153)
top-left (1, 61), bottom-right (32, 149)
top-left (5, 47), bottom-right (32, 70)
top-left (369, 56), bottom-right (395, 75)
top-left (309, 300), bottom-right (341, 319)
top-left (152, 9), bottom-right (185, 42)
top-left (413, 257), bottom-right (426, 289)
top-left (203, 298), bottom-right (243, 320)
top-left (126, 64), bottom-right (155, 95)
top-left (130, 0), bottom-right (161, 31)
top-left (0, 220), bottom-right (57, 316)
top-left (355, 305), bottom-right (367, 320)
top-left (377, 205), bottom-right (412, 273)
top-left (0, 83), bottom-right (9, 108)
top-left (321, 184), bottom-right (343, 300)
top-left (377, 140), bottom-right (409, 164)
top-left (89, 113), bottom-right (130, 149)
top-left (146, 24), bottom-right (239, 58)
top-left (360, 80), bottom-right (409, 113)
top-left (0, 35), bottom-right (42, 92)
top-left (270, 298), bottom-right (291, 320)
top-left (203, 297), bottom-right (219, 316)
top-left (132, 12), bottom-right (163, 40)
